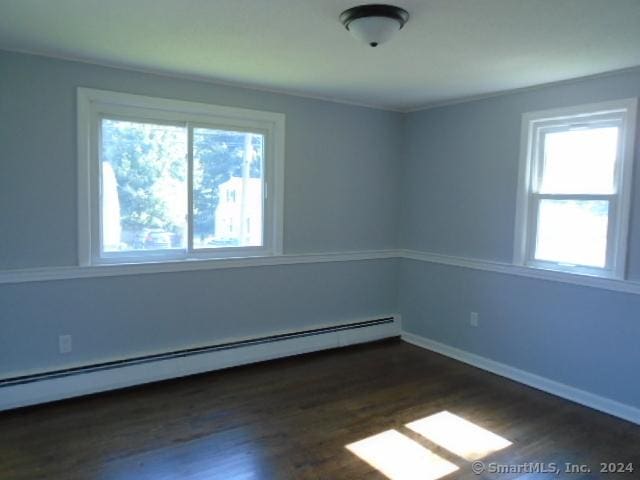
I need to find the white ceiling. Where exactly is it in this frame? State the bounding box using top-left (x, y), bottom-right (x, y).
top-left (1, 0), bottom-right (639, 111)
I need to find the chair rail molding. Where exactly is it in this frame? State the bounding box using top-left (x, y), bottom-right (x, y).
top-left (4, 248), bottom-right (640, 296)
top-left (0, 250), bottom-right (398, 285)
top-left (400, 249), bottom-right (640, 296)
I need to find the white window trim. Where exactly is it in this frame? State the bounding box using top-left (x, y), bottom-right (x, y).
top-left (514, 98), bottom-right (638, 279)
top-left (77, 87), bottom-right (285, 266)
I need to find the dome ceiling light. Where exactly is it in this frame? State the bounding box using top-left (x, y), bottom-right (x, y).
top-left (340, 4), bottom-right (410, 48)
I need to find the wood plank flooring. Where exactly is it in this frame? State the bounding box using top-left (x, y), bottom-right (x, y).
top-left (1, 339), bottom-right (639, 479)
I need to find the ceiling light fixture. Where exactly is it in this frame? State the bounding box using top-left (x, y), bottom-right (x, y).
top-left (340, 4), bottom-right (409, 48)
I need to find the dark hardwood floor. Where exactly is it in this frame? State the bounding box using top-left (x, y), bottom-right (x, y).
top-left (1, 339), bottom-right (639, 479)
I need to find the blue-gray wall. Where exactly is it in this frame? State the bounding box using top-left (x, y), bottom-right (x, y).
top-left (0, 50), bottom-right (402, 269)
top-left (2, 260), bottom-right (397, 376)
top-left (0, 50), bottom-right (401, 376)
top-left (3, 48), bottom-right (639, 412)
top-left (400, 68), bottom-right (640, 408)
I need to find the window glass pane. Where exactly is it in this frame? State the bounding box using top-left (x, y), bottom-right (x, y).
top-left (535, 199), bottom-right (609, 268)
top-left (101, 119), bottom-right (187, 253)
top-left (192, 128), bottom-right (264, 249)
top-left (539, 127), bottom-right (618, 194)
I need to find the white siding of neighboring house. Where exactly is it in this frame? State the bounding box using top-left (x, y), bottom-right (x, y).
top-left (102, 162), bottom-right (122, 250)
top-left (214, 177), bottom-right (263, 246)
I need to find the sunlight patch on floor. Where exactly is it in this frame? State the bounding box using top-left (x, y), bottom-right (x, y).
top-left (406, 411), bottom-right (512, 461)
top-left (346, 429), bottom-right (459, 480)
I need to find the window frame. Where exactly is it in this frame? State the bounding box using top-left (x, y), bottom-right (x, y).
top-left (77, 88), bottom-right (285, 266)
top-left (514, 98), bottom-right (637, 279)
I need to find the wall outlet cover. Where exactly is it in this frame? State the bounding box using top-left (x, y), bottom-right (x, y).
top-left (59, 334), bottom-right (72, 354)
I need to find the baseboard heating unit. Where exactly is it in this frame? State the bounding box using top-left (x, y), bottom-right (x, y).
top-left (0, 315), bottom-right (400, 411)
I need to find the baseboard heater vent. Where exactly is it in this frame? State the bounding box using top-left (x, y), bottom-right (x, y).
top-left (1, 317), bottom-right (396, 389)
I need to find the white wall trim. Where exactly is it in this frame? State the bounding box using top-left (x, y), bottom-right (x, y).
top-left (401, 249), bottom-right (640, 296)
top-left (6, 46), bottom-right (640, 114)
top-left (1, 47), bottom-right (402, 113)
top-left (401, 331), bottom-right (640, 426)
top-left (0, 315), bottom-right (400, 411)
top-left (6, 248), bottom-right (640, 293)
top-left (405, 65), bottom-right (640, 113)
top-left (0, 250), bottom-right (398, 285)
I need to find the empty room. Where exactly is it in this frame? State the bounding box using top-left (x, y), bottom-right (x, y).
top-left (1, 1), bottom-right (640, 479)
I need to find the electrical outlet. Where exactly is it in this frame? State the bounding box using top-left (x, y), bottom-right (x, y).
top-left (59, 334), bottom-right (72, 354)
top-left (469, 312), bottom-right (479, 327)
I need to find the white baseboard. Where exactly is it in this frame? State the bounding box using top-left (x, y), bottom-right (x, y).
top-left (401, 331), bottom-right (640, 426)
top-left (0, 316), bottom-right (400, 412)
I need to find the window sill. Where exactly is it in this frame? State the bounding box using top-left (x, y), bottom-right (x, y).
top-left (523, 260), bottom-right (621, 281)
top-left (93, 247), bottom-right (276, 265)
